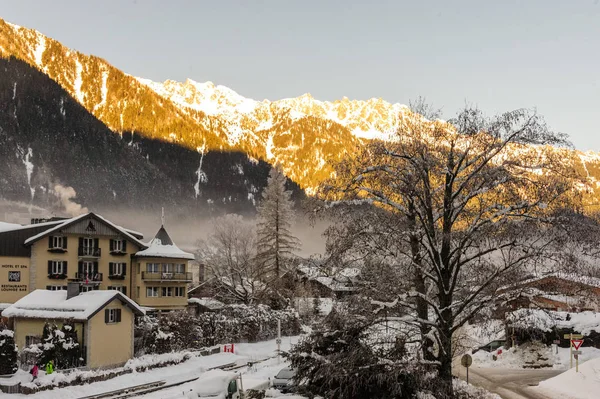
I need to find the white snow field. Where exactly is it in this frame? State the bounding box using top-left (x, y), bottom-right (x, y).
top-left (536, 356), bottom-right (600, 399)
top-left (8, 336), bottom-right (300, 399)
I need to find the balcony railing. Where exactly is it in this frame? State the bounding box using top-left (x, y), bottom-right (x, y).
top-left (78, 247), bottom-right (101, 257)
top-left (142, 272), bottom-right (192, 282)
top-left (108, 273), bottom-right (126, 280)
top-left (75, 272), bottom-right (103, 282)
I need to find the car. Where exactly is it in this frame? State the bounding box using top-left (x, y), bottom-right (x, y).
top-left (272, 367), bottom-right (296, 393)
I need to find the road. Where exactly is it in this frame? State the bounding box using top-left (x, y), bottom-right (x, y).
top-left (455, 365), bottom-right (563, 399)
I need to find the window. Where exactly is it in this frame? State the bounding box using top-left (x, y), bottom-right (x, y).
top-left (175, 287), bottom-right (185, 297)
top-left (80, 285), bottom-right (95, 293)
top-left (175, 264), bottom-right (185, 274)
top-left (227, 380), bottom-right (238, 395)
top-left (108, 286), bottom-right (127, 294)
top-left (25, 335), bottom-right (41, 347)
top-left (146, 263), bottom-right (159, 273)
top-left (111, 239), bottom-right (126, 252)
top-left (49, 236), bottom-right (66, 249)
top-left (49, 260), bottom-right (65, 275)
top-left (163, 263), bottom-right (174, 273)
top-left (137, 286), bottom-right (140, 298)
top-left (111, 263), bottom-right (125, 276)
top-left (46, 285), bottom-right (67, 291)
top-left (105, 308), bottom-right (122, 324)
top-left (83, 237), bottom-right (95, 248)
top-left (162, 287), bottom-right (173, 297)
top-left (146, 287), bottom-right (159, 297)
top-left (82, 261), bottom-right (94, 275)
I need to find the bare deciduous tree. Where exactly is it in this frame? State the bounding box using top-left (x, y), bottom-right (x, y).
top-left (196, 214), bottom-right (267, 304)
top-left (317, 104), bottom-right (581, 394)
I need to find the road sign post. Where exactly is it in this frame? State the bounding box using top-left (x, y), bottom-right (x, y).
top-left (461, 354), bottom-right (473, 384)
top-left (564, 333), bottom-right (584, 369)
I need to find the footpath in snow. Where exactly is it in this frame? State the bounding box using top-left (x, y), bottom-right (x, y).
top-left (8, 336), bottom-right (300, 399)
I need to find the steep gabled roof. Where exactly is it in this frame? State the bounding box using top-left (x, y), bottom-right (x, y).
top-left (1, 289), bottom-right (145, 320)
top-left (135, 225), bottom-right (194, 260)
top-left (23, 212), bottom-right (146, 248)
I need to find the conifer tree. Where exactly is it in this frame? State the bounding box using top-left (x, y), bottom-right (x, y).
top-left (58, 320), bottom-right (80, 368)
top-left (0, 325), bottom-right (18, 375)
top-left (39, 322), bottom-right (57, 367)
top-left (256, 165), bottom-right (300, 278)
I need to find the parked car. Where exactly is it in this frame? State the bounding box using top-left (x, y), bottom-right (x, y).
top-left (187, 369), bottom-right (270, 399)
top-left (272, 367), bottom-right (296, 393)
top-left (474, 339), bottom-right (506, 353)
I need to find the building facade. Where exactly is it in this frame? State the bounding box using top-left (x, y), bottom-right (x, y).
top-left (0, 212), bottom-right (194, 311)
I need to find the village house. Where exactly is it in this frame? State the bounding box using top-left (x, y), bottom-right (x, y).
top-left (0, 212), bottom-right (194, 312)
top-left (2, 284), bottom-right (144, 369)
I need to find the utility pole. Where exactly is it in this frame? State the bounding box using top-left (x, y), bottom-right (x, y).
top-left (277, 319), bottom-right (282, 364)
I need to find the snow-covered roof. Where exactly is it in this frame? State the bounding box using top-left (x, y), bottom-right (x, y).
top-left (135, 225), bottom-right (194, 260)
top-left (507, 309), bottom-right (600, 335)
top-left (188, 297), bottom-right (225, 310)
top-left (23, 212), bottom-right (146, 248)
top-left (0, 219), bottom-right (65, 234)
top-left (297, 264), bottom-right (357, 292)
top-left (1, 289), bottom-right (145, 320)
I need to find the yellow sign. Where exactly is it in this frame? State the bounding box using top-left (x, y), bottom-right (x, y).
top-left (564, 334), bottom-right (584, 339)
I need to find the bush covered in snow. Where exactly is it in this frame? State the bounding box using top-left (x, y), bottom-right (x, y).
top-left (34, 321), bottom-right (81, 369)
top-left (0, 325), bottom-right (18, 375)
top-left (135, 305), bottom-right (301, 355)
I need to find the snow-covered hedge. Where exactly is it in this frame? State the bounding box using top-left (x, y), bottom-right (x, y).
top-left (136, 305), bottom-right (301, 355)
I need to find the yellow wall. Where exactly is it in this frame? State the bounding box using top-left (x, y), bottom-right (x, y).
top-left (0, 256), bottom-right (30, 303)
top-left (134, 257), bottom-right (189, 310)
top-left (30, 236), bottom-right (140, 293)
top-left (87, 298), bottom-right (134, 369)
top-left (13, 318), bottom-right (84, 351)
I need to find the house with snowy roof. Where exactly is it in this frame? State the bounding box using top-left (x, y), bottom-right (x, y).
top-left (2, 285), bottom-right (144, 369)
top-left (0, 212), bottom-right (194, 311)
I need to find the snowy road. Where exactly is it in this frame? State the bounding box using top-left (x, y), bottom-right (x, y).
top-left (455, 366), bottom-right (563, 399)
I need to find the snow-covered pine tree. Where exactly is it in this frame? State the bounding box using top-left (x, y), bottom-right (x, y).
top-left (0, 325), bottom-right (18, 375)
top-left (38, 322), bottom-right (57, 367)
top-left (256, 165), bottom-right (300, 278)
top-left (59, 320), bottom-right (80, 368)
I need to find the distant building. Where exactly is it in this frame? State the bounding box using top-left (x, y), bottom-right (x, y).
top-left (0, 212), bottom-right (194, 311)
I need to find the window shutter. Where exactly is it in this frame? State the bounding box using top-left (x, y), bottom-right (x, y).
top-left (79, 237), bottom-right (84, 248)
top-left (48, 261), bottom-right (52, 275)
top-left (46, 285), bottom-right (51, 290)
top-left (48, 236), bottom-right (53, 248)
top-left (63, 261), bottom-right (68, 275)
top-left (63, 237), bottom-right (67, 249)
top-left (93, 262), bottom-right (99, 274)
top-left (78, 261), bottom-right (83, 277)
top-left (104, 309), bottom-right (109, 323)
top-left (122, 240), bottom-right (127, 252)
top-left (94, 285), bottom-right (99, 291)
top-left (116, 309), bottom-right (122, 322)
top-left (109, 263), bottom-right (114, 276)
top-left (122, 263), bottom-right (127, 276)
top-left (109, 239), bottom-right (114, 252)
top-left (123, 286), bottom-right (127, 296)
top-left (94, 238), bottom-right (99, 248)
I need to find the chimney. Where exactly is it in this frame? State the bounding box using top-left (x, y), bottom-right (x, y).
top-left (66, 282), bottom-right (80, 300)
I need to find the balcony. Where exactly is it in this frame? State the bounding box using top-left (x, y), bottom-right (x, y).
top-left (78, 246), bottom-right (101, 258)
top-left (142, 272), bottom-right (192, 282)
top-left (74, 272), bottom-right (103, 283)
top-left (108, 273), bottom-right (126, 280)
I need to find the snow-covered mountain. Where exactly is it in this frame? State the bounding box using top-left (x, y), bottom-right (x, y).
top-left (2, 16), bottom-right (600, 210)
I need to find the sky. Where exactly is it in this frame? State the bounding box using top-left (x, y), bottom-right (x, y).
top-left (1, 0), bottom-right (599, 150)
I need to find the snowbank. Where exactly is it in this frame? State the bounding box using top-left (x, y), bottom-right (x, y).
top-left (537, 356), bottom-right (600, 399)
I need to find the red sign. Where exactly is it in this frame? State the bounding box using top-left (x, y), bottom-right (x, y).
top-left (223, 344), bottom-right (235, 353)
top-left (497, 349), bottom-right (503, 355)
top-left (571, 339), bottom-right (584, 350)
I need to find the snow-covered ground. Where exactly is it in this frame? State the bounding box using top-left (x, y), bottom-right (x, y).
top-left (536, 356), bottom-right (600, 399)
top-left (7, 336), bottom-right (300, 399)
top-left (472, 341), bottom-right (600, 370)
